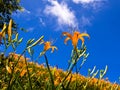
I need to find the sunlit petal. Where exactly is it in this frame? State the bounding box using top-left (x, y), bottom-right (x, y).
top-left (51, 46), bottom-right (58, 53)
top-left (78, 36), bottom-right (84, 44)
top-left (79, 33), bottom-right (90, 39)
top-left (62, 32), bottom-right (72, 39)
top-left (64, 37), bottom-right (70, 44)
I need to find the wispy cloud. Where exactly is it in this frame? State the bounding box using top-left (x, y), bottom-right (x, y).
top-left (71, 0), bottom-right (108, 31)
top-left (44, 0), bottom-right (78, 28)
top-left (73, 0), bottom-right (96, 4)
top-left (79, 16), bottom-right (91, 28)
top-left (72, 0), bottom-right (107, 11)
top-left (39, 18), bottom-right (46, 26)
top-left (12, 8), bottom-right (31, 17)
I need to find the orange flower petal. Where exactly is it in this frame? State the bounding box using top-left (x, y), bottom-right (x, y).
top-left (62, 32), bottom-right (72, 39)
top-left (64, 37), bottom-right (70, 44)
top-left (51, 46), bottom-right (58, 53)
top-left (78, 36), bottom-right (84, 44)
top-left (79, 33), bottom-right (90, 39)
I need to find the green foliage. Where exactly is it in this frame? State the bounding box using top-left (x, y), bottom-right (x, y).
top-left (0, 0), bottom-right (22, 30)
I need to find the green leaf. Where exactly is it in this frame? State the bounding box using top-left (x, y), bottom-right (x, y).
top-left (13, 33), bottom-right (19, 42)
top-left (28, 48), bottom-right (34, 56)
top-left (27, 39), bottom-right (35, 46)
top-left (92, 70), bottom-right (99, 78)
top-left (99, 65), bottom-right (108, 79)
top-left (27, 36), bottom-right (44, 49)
top-left (90, 66), bottom-right (96, 75)
top-left (17, 38), bottom-right (23, 44)
top-left (28, 48), bottom-right (31, 56)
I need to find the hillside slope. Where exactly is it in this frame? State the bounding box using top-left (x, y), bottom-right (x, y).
top-left (0, 53), bottom-right (120, 90)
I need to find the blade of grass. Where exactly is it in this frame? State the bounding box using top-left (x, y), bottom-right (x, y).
top-left (24, 52), bottom-right (32, 90)
top-left (16, 79), bottom-right (25, 90)
top-left (44, 54), bottom-right (55, 90)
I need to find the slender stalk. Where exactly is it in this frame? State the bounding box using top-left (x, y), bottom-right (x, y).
top-left (65, 73), bottom-right (72, 89)
top-left (60, 48), bottom-right (85, 88)
top-left (24, 53), bottom-right (32, 90)
top-left (61, 61), bottom-right (76, 83)
top-left (11, 43), bottom-right (16, 51)
top-left (16, 79), bottom-right (25, 90)
top-left (67, 48), bottom-right (78, 72)
top-left (44, 54), bottom-right (55, 90)
top-left (3, 38), bottom-right (8, 53)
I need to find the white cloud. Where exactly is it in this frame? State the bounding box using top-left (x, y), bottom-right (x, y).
top-left (72, 0), bottom-right (105, 4)
top-left (44, 0), bottom-right (77, 28)
top-left (73, 0), bottom-right (95, 4)
top-left (72, 0), bottom-right (107, 11)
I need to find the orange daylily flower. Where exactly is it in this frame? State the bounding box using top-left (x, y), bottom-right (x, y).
top-left (62, 31), bottom-right (90, 48)
top-left (43, 41), bottom-right (57, 53)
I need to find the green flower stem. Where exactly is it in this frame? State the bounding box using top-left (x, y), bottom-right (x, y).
top-left (3, 37), bottom-right (8, 53)
top-left (60, 48), bottom-right (86, 88)
top-left (11, 43), bottom-right (16, 51)
top-left (65, 73), bottom-right (72, 89)
top-left (24, 53), bottom-right (32, 90)
top-left (44, 54), bottom-right (55, 90)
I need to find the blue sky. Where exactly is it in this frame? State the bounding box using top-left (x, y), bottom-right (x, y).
top-left (4, 0), bottom-right (120, 83)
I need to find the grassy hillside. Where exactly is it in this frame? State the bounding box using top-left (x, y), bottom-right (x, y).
top-left (0, 53), bottom-right (120, 90)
